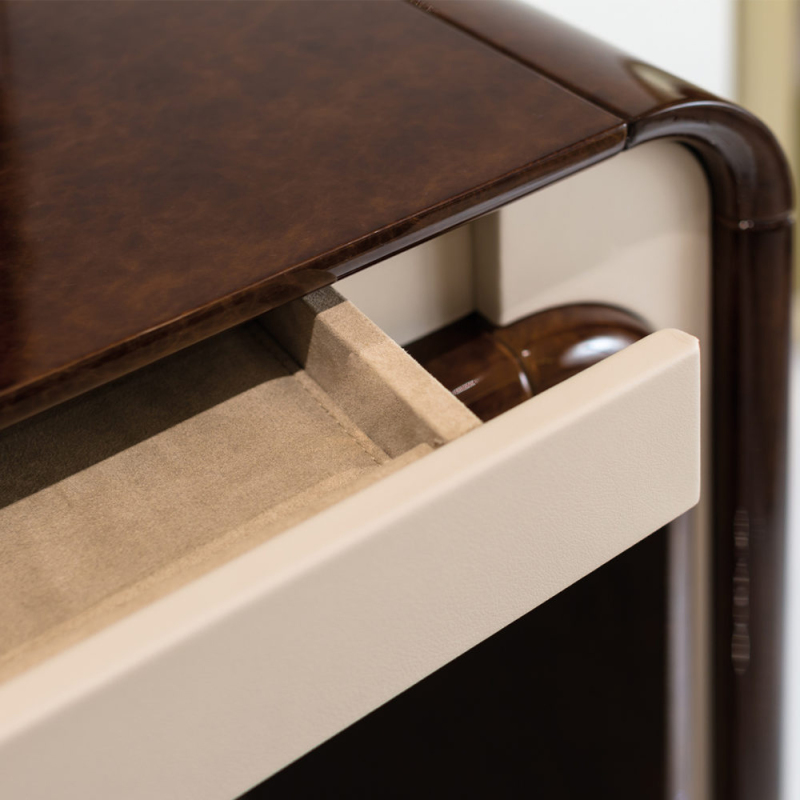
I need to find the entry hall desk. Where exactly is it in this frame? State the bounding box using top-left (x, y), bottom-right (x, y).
top-left (0, 3), bottom-right (790, 800)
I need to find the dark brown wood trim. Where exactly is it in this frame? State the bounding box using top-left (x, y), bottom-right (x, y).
top-left (410, 3), bottom-right (794, 798)
top-left (405, 304), bottom-right (650, 422)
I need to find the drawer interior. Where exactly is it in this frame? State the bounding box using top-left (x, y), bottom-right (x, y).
top-left (0, 288), bottom-right (479, 682)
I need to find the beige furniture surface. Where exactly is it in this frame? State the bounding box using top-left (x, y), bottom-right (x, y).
top-left (0, 292), bottom-right (700, 799)
top-left (342, 141), bottom-right (713, 797)
top-left (0, 288), bottom-right (478, 682)
top-left (0, 143), bottom-right (706, 800)
top-left (0, 141), bottom-right (708, 800)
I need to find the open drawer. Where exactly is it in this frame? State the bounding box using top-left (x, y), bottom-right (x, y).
top-left (0, 288), bottom-right (700, 800)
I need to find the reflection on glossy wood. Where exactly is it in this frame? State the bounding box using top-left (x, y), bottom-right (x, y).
top-left (406, 304), bottom-right (649, 421)
top-left (0, 1), bottom-right (790, 796)
top-left (0, 0), bottom-right (624, 431)
top-left (415, 3), bottom-right (793, 797)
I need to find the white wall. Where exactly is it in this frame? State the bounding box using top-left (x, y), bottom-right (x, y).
top-left (522, 0), bottom-right (735, 98)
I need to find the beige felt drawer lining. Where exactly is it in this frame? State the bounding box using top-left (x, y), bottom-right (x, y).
top-left (0, 287), bottom-right (479, 683)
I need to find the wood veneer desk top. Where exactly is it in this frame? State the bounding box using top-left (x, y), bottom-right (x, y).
top-left (0, 0), bottom-right (623, 430)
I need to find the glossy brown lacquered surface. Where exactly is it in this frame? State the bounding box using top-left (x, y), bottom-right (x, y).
top-left (2, 1), bottom-right (792, 796)
top-left (407, 314), bottom-right (532, 421)
top-left (710, 222), bottom-right (792, 800)
top-left (405, 304), bottom-right (649, 421)
top-left (420, 0), bottom-right (793, 225)
top-left (415, 2), bottom-right (794, 798)
top-left (414, 0), bottom-right (698, 120)
top-left (0, 0), bottom-right (624, 430)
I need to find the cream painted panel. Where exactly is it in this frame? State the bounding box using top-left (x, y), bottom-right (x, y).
top-left (0, 329), bottom-right (700, 800)
top-left (474, 140), bottom-right (711, 800)
top-left (338, 226), bottom-right (473, 345)
top-left (339, 142), bottom-right (709, 347)
top-left (338, 141), bottom-right (711, 800)
top-left (473, 140), bottom-right (710, 336)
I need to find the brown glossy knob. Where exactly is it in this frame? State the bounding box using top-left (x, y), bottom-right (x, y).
top-left (405, 304), bottom-right (650, 422)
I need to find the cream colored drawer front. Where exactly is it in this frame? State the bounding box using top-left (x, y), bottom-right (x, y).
top-left (0, 328), bottom-right (700, 800)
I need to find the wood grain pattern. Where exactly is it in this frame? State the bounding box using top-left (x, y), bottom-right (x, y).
top-left (420, 0), bottom-right (793, 224)
top-left (416, 3), bottom-right (794, 797)
top-left (0, 0), bottom-right (624, 430)
top-left (0, 2), bottom-right (790, 796)
top-left (405, 304), bottom-right (649, 421)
